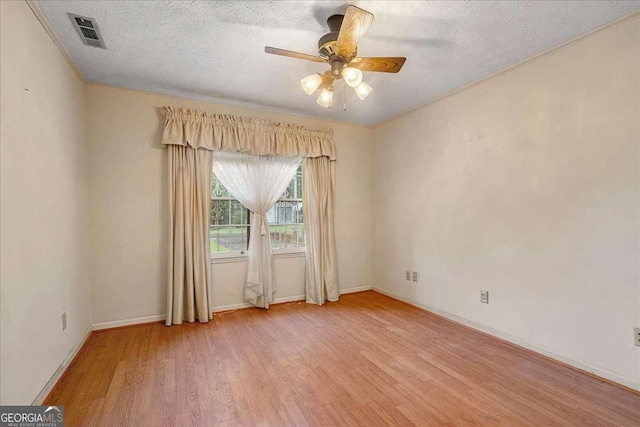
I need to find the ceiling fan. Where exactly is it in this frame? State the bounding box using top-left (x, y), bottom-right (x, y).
top-left (265, 5), bottom-right (406, 109)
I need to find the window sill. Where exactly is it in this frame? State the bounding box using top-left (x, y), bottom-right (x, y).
top-left (211, 248), bottom-right (305, 264)
top-left (272, 248), bottom-right (306, 259)
top-left (211, 252), bottom-right (248, 264)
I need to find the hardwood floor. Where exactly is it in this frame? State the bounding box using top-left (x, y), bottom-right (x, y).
top-left (46, 291), bottom-right (639, 426)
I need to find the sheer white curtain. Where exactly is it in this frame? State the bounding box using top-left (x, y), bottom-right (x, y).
top-left (213, 151), bottom-right (302, 308)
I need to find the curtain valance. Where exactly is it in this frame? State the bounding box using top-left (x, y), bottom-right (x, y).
top-left (161, 106), bottom-right (336, 160)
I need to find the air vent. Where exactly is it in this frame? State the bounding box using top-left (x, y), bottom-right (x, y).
top-left (68, 13), bottom-right (106, 49)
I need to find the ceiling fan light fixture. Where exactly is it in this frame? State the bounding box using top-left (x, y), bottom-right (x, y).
top-left (317, 87), bottom-right (334, 108)
top-left (341, 67), bottom-right (363, 87)
top-left (301, 73), bottom-right (323, 95)
top-left (354, 82), bottom-right (372, 100)
top-left (265, 6), bottom-right (406, 110)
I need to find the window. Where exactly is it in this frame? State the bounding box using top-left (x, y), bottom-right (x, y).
top-left (210, 165), bottom-right (304, 254)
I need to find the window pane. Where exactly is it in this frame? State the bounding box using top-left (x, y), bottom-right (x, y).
top-left (283, 180), bottom-right (294, 199)
top-left (269, 225), bottom-right (280, 249)
top-left (211, 225), bottom-right (249, 253)
top-left (296, 174), bottom-right (302, 199)
top-left (211, 200), bottom-right (230, 225)
top-left (284, 228), bottom-right (295, 247)
top-left (297, 223), bottom-right (305, 247)
top-left (268, 223), bottom-right (305, 249)
top-left (230, 201), bottom-right (246, 225)
top-left (212, 200), bottom-right (230, 225)
top-left (295, 201), bottom-right (303, 224)
top-left (211, 174), bottom-right (230, 198)
top-left (228, 226), bottom-right (248, 252)
top-left (211, 226), bottom-right (229, 253)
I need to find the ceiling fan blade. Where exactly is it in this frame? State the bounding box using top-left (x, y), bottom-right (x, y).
top-left (349, 57), bottom-right (406, 73)
top-left (265, 46), bottom-right (326, 63)
top-left (336, 6), bottom-right (374, 59)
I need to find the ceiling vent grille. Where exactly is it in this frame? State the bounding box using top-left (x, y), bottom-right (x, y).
top-left (68, 13), bottom-right (106, 49)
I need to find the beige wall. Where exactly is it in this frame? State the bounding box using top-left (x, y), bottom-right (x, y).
top-left (85, 84), bottom-right (374, 325)
top-left (372, 16), bottom-right (640, 389)
top-left (0, 1), bottom-right (91, 404)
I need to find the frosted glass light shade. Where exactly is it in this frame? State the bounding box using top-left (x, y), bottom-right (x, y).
top-left (341, 67), bottom-right (363, 87)
top-left (316, 88), bottom-right (333, 108)
top-left (301, 74), bottom-right (323, 95)
top-left (354, 82), bottom-right (372, 100)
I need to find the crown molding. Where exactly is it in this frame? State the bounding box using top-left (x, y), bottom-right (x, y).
top-left (25, 0), bottom-right (86, 84)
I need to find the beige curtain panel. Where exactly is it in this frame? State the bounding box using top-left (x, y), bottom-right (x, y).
top-left (162, 106), bottom-right (336, 160)
top-left (166, 145), bottom-right (213, 325)
top-left (303, 157), bottom-right (340, 304)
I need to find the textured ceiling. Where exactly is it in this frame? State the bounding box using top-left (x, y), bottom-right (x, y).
top-left (36, 1), bottom-right (638, 126)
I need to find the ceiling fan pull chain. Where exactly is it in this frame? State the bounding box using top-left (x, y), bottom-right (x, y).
top-left (343, 80), bottom-right (347, 111)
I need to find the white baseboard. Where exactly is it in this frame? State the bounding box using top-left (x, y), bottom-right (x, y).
top-left (32, 326), bottom-right (93, 405)
top-left (340, 285), bottom-right (372, 294)
top-left (212, 285), bottom-right (373, 312)
top-left (372, 287), bottom-right (640, 392)
top-left (92, 314), bottom-right (166, 331)
top-left (211, 295), bottom-right (305, 313)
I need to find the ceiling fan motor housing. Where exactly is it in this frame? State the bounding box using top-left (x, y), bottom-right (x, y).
top-left (318, 14), bottom-right (354, 61)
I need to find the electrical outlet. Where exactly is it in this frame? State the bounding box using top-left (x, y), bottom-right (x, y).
top-left (406, 271), bottom-right (411, 281)
top-left (412, 272), bottom-right (419, 282)
top-left (634, 327), bottom-right (640, 347)
top-left (480, 290), bottom-right (489, 304)
top-left (62, 312), bottom-right (67, 331)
